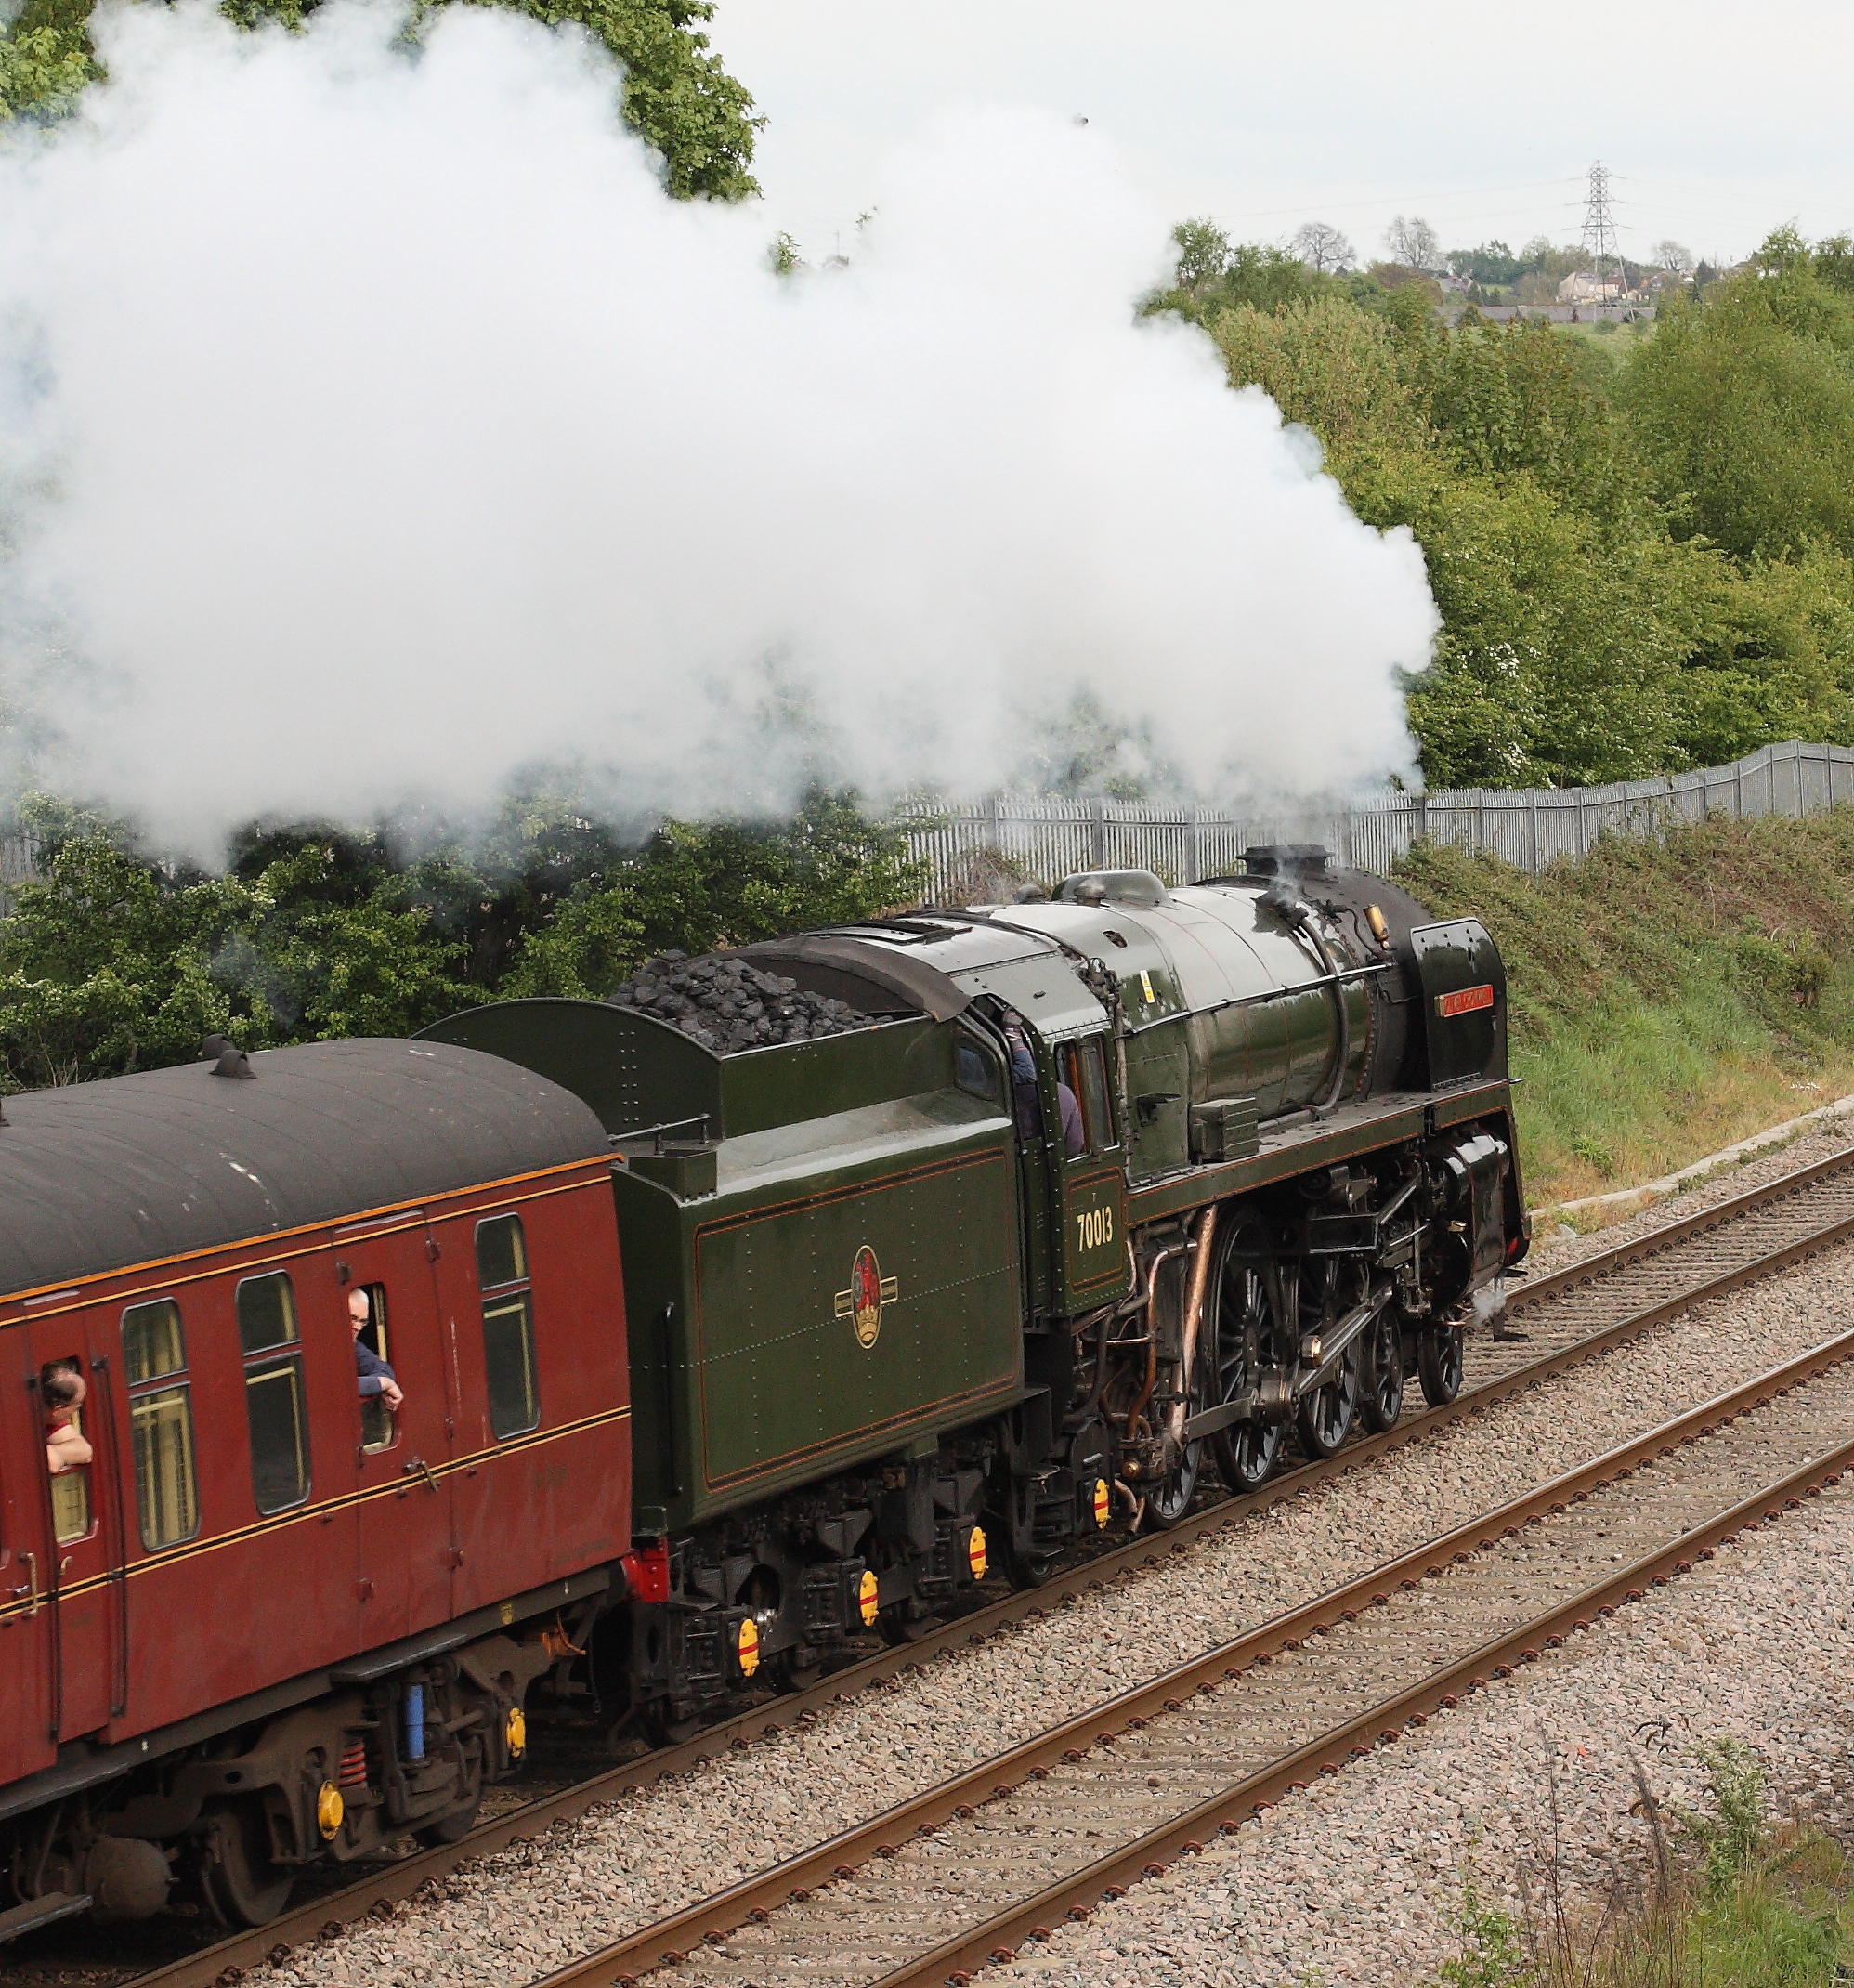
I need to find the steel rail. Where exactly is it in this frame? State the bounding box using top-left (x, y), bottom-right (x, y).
top-left (1506, 1139), bottom-right (1854, 1313)
top-left (128, 1142), bottom-right (1854, 1988)
top-left (529, 1324), bottom-right (1854, 1988)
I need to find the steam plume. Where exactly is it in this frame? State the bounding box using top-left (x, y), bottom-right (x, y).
top-left (0, 0), bottom-right (1436, 852)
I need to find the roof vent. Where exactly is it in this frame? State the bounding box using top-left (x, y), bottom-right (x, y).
top-left (201, 1034), bottom-right (255, 1079)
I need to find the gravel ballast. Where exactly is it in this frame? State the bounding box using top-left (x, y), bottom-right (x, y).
top-left (266, 1198), bottom-right (1854, 1988)
top-left (1008, 1480), bottom-right (1854, 1987)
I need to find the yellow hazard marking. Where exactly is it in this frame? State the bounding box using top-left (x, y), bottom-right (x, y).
top-left (1091, 1478), bottom-right (1110, 1528)
top-left (316, 1782), bottom-right (345, 1840)
top-left (737, 1617), bottom-right (761, 1678)
top-left (857, 1567), bottom-right (879, 1626)
top-left (966, 1524), bottom-right (987, 1582)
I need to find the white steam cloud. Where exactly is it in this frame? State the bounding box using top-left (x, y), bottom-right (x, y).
top-left (0, 0), bottom-right (1435, 851)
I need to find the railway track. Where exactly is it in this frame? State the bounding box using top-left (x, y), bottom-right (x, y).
top-left (33, 1140), bottom-right (1854, 1988)
top-left (544, 1328), bottom-right (1854, 1988)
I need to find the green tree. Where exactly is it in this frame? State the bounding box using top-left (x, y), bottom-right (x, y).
top-left (1624, 237), bottom-right (1854, 559)
top-left (503, 789), bottom-right (927, 995)
top-left (0, 833), bottom-right (477, 1089)
top-left (0, 0), bottom-right (761, 200)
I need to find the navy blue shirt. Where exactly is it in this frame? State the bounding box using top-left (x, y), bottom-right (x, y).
top-left (355, 1343), bottom-right (397, 1398)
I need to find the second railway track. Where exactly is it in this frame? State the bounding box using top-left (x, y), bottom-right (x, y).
top-left (91, 1139), bottom-right (1854, 1988)
top-left (544, 1326), bottom-right (1854, 1988)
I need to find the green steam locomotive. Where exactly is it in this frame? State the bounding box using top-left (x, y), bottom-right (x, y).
top-left (423, 845), bottom-right (1525, 1733)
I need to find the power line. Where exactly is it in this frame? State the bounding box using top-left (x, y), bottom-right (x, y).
top-left (1578, 161), bottom-right (1626, 301)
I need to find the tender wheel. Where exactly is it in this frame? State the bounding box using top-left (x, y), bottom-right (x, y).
top-left (1358, 1309), bottom-right (1404, 1434)
top-left (1208, 1210), bottom-right (1289, 1495)
top-left (197, 1800), bottom-right (294, 1929)
top-left (1418, 1323), bottom-right (1465, 1406)
top-left (1008, 1550), bottom-right (1058, 1589)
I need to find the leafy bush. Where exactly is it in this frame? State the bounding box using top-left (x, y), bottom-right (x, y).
top-left (0, 788), bottom-right (923, 1090)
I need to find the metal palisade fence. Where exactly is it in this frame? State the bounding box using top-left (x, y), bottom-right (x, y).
top-left (897, 740), bottom-right (1854, 899)
top-left (4, 740), bottom-right (1852, 914)
top-left (0, 830), bottom-right (35, 917)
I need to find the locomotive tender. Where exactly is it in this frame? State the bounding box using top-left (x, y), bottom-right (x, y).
top-left (0, 847), bottom-right (1524, 1938)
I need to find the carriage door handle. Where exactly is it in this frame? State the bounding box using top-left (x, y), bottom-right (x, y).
top-left (402, 1457), bottom-right (439, 1494)
top-left (8, 1551), bottom-right (39, 1616)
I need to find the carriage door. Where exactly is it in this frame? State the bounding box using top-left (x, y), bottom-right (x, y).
top-left (334, 1216), bottom-right (457, 1646)
top-left (1053, 1034), bottom-right (1131, 1316)
top-left (25, 1321), bottom-right (123, 1744)
top-left (1, 1352), bottom-right (58, 1782)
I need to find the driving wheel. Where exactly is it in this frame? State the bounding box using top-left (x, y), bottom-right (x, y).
top-left (1208, 1210), bottom-right (1287, 1493)
top-left (1358, 1307), bottom-right (1404, 1434)
top-left (1295, 1259), bottom-right (1364, 1460)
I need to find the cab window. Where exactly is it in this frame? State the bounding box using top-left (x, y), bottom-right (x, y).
top-left (1061, 1037), bottom-right (1117, 1154)
top-left (954, 1032), bottom-right (1004, 1106)
top-left (476, 1215), bottom-right (539, 1440)
top-left (123, 1299), bottom-right (199, 1550)
top-left (236, 1272), bottom-right (309, 1515)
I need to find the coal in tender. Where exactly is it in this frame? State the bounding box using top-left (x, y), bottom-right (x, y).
top-left (608, 950), bottom-right (882, 1054)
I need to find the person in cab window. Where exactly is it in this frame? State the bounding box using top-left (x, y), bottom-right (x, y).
top-left (348, 1289), bottom-right (403, 1413)
top-left (43, 1364), bottom-right (93, 1472)
top-left (1008, 1028), bottom-right (1085, 1160)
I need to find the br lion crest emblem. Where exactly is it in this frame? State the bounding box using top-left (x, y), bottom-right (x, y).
top-left (834, 1244), bottom-right (899, 1350)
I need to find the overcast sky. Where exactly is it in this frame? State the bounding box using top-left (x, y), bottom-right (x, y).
top-left (712, 1), bottom-right (1852, 270)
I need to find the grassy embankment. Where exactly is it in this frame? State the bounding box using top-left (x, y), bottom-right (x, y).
top-left (1394, 811), bottom-right (1854, 1212)
top-left (1428, 1741), bottom-right (1854, 1988)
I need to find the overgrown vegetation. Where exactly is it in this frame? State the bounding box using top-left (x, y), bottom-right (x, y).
top-left (1424, 1738), bottom-right (1854, 1987)
top-left (1398, 810), bottom-right (1854, 1206)
top-left (1152, 221), bottom-right (1854, 790)
top-left (0, 791), bottom-right (922, 1091)
top-left (0, 0), bottom-right (760, 199)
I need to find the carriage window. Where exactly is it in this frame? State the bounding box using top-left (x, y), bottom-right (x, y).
top-left (50, 1465), bottom-right (90, 1545)
top-left (42, 1357), bottom-right (92, 1544)
top-left (356, 1283), bottom-right (394, 1453)
top-left (476, 1215), bottom-right (538, 1440)
top-left (123, 1300), bottom-right (199, 1550)
top-left (236, 1273), bottom-right (308, 1513)
top-left (236, 1272), bottom-right (297, 1354)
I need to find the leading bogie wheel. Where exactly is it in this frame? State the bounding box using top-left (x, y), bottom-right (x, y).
top-left (1418, 1323), bottom-right (1465, 1406)
top-left (1359, 1309), bottom-right (1404, 1434)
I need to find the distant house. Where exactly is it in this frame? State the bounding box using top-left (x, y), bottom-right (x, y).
top-left (1556, 269), bottom-right (1618, 306)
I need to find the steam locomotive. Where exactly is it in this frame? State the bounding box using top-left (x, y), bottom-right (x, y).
top-left (0, 847), bottom-right (1523, 1939)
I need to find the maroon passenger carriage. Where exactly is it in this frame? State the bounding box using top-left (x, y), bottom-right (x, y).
top-left (0, 1039), bottom-right (634, 1937)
